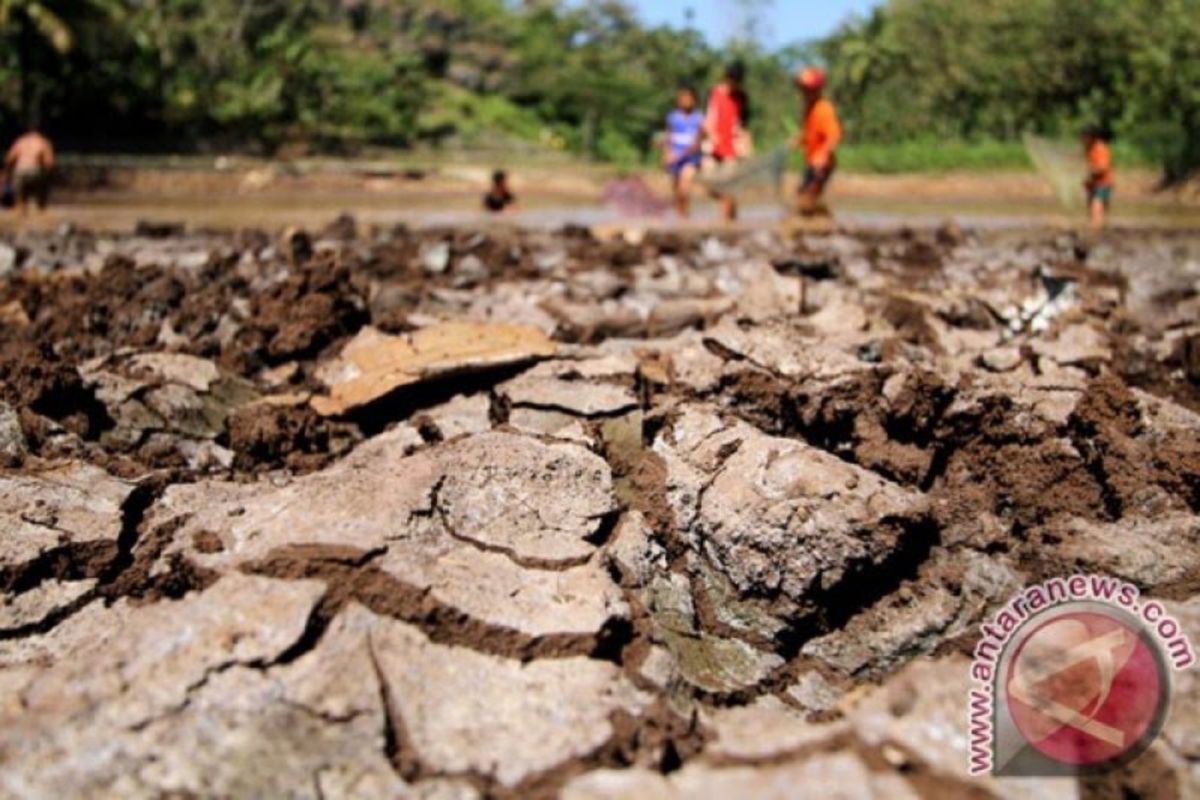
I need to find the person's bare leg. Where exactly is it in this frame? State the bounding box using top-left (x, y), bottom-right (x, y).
top-left (675, 165), bottom-right (695, 219)
top-left (1089, 198), bottom-right (1106, 230)
top-left (798, 188), bottom-right (817, 216)
top-left (721, 194), bottom-right (737, 223)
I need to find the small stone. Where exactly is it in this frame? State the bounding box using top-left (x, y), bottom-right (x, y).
top-left (127, 352), bottom-right (222, 393)
top-left (453, 254), bottom-right (488, 288)
top-left (0, 243), bottom-right (16, 277)
top-left (259, 361), bottom-right (300, 389)
top-left (637, 645), bottom-right (677, 690)
top-left (0, 400), bottom-right (27, 461)
top-left (882, 743), bottom-right (909, 768)
top-left (422, 241), bottom-right (452, 274)
top-left (786, 671), bottom-right (844, 715)
top-left (981, 346), bottom-right (1023, 373)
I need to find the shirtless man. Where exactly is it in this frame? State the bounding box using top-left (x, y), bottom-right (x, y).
top-left (5, 129), bottom-right (56, 215)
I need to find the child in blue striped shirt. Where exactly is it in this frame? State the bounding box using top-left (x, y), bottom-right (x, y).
top-left (663, 85), bottom-right (705, 218)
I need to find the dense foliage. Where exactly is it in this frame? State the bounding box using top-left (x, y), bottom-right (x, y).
top-left (821, 0), bottom-right (1200, 183)
top-left (0, 0), bottom-right (759, 160)
top-left (0, 0), bottom-right (1197, 180)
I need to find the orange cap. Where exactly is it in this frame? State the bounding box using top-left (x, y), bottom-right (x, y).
top-left (796, 67), bottom-right (826, 91)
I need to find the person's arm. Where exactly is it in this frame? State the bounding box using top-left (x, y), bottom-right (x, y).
top-left (663, 120), bottom-right (675, 166)
top-left (43, 140), bottom-right (55, 172)
top-left (791, 110), bottom-right (805, 151)
top-left (704, 92), bottom-right (720, 144)
top-left (685, 117), bottom-right (704, 157)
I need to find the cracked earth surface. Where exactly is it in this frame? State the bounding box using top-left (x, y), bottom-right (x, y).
top-left (0, 220), bottom-right (1199, 798)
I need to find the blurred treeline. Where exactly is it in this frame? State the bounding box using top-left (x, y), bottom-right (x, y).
top-left (1, 0), bottom-right (1197, 180)
top-left (821, 0), bottom-right (1200, 183)
top-left (0, 0), bottom-right (793, 161)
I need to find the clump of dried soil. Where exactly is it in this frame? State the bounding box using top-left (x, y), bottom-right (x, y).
top-left (0, 222), bottom-right (1198, 798)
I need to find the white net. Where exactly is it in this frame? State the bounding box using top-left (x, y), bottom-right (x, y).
top-left (699, 145), bottom-right (790, 197)
top-left (603, 176), bottom-right (671, 218)
top-left (1023, 133), bottom-right (1086, 211)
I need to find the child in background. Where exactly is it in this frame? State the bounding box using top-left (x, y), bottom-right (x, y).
top-left (793, 67), bottom-right (841, 216)
top-left (663, 85), bottom-right (705, 218)
top-left (1082, 125), bottom-right (1114, 230)
top-left (705, 61), bottom-right (751, 223)
top-left (483, 170), bottom-right (518, 213)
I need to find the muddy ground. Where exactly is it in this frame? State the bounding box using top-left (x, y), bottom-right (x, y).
top-left (0, 218), bottom-right (1198, 799)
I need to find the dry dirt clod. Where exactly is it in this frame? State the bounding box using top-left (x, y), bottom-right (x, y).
top-left (1, 225), bottom-right (1199, 798)
top-left (0, 462), bottom-right (135, 582)
top-left (312, 322), bottom-right (557, 416)
top-left (367, 607), bottom-right (650, 788)
top-left (146, 429), bottom-right (629, 645)
top-left (655, 407), bottom-right (932, 633)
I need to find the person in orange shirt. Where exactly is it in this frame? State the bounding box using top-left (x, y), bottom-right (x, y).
top-left (1082, 125), bottom-right (1114, 230)
top-left (792, 67), bottom-right (842, 216)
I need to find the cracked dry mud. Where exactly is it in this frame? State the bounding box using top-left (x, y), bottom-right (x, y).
top-left (1, 220), bottom-right (1199, 798)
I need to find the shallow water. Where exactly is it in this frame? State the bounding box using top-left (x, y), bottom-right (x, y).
top-left (3, 187), bottom-right (1199, 233)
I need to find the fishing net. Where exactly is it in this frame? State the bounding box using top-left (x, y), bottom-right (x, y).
top-left (699, 145), bottom-right (790, 197)
top-left (602, 176), bottom-right (672, 218)
top-left (1023, 133), bottom-right (1086, 211)
top-left (602, 145), bottom-right (791, 218)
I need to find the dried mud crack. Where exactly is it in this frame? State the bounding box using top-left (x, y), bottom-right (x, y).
top-left (1, 222), bottom-right (1199, 798)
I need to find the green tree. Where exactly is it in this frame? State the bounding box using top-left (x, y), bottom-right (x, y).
top-left (0, 0), bottom-right (119, 125)
top-left (818, 0), bottom-right (1200, 181)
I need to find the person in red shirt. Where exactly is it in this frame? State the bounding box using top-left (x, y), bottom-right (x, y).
top-left (1082, 125), bottom-right (1114, 230)
top-left (705, 61), bottom-right (751, 222)
top-left (792, 67), bottom-right (842, 216)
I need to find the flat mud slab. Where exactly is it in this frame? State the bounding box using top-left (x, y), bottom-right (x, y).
top-left (0, 220), bottom-right (1199, 798)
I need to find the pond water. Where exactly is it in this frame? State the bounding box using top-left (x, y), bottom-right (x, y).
top-left (3, 186), bottom-right (1199, 233)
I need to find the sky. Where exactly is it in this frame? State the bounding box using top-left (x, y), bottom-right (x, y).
top-left (625, 1), bottom-right (884, 47)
